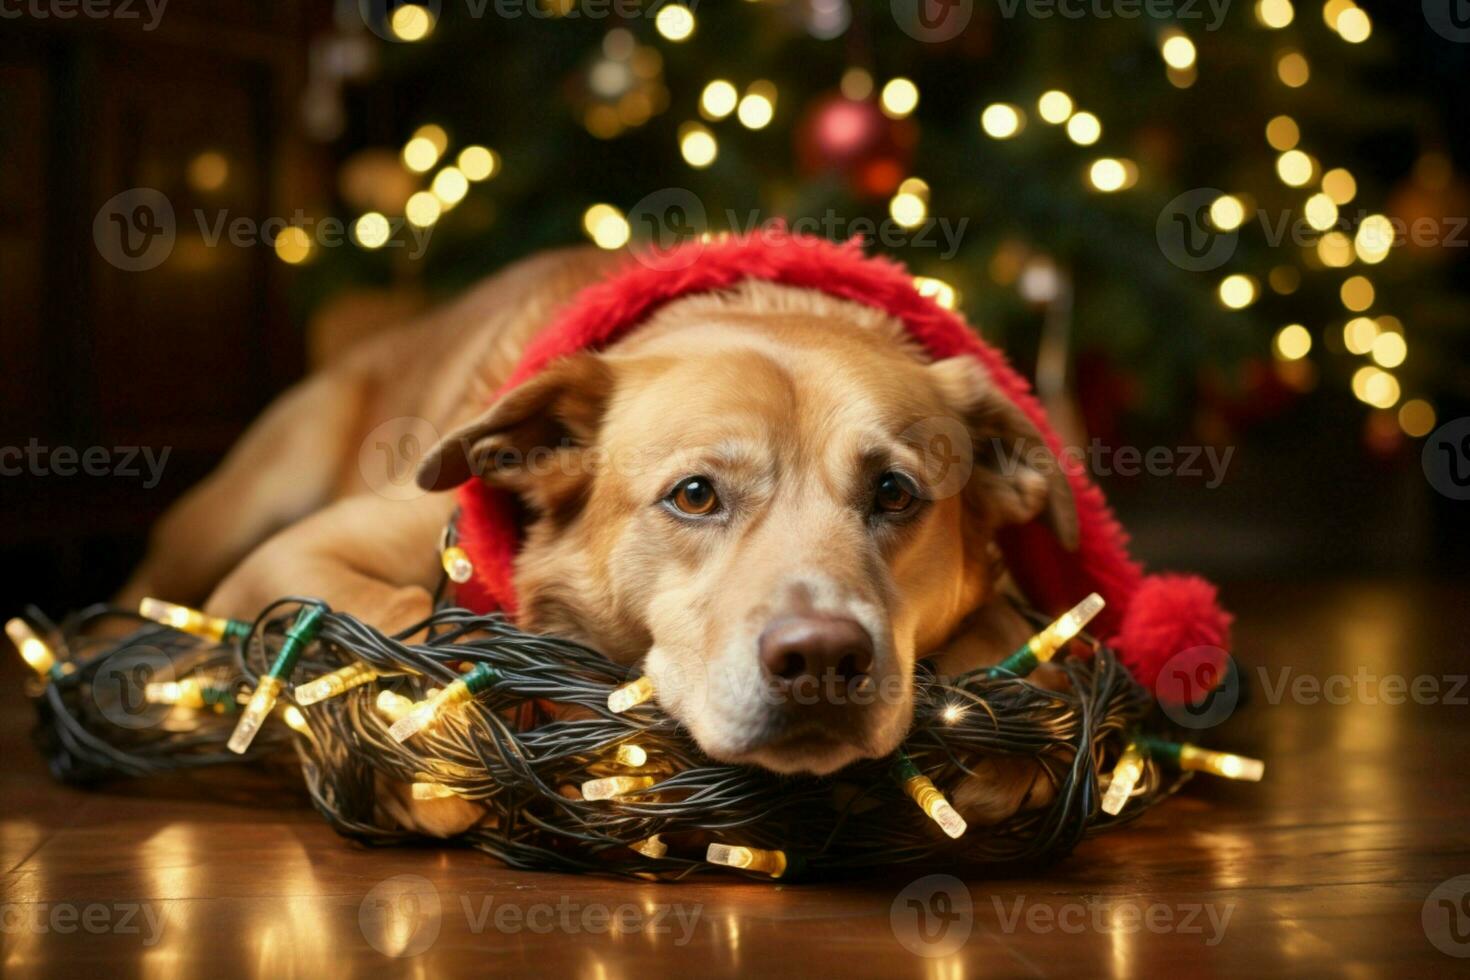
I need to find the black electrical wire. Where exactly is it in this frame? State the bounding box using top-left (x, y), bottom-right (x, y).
top-left (24, 600), bottom-right (1185, 880)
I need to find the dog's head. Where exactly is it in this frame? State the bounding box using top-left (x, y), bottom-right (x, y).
top-left (421, 283), bottom-right (1075, 775)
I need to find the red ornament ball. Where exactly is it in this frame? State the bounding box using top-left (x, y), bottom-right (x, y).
top-left (795, 94), bottom-right (915, 198)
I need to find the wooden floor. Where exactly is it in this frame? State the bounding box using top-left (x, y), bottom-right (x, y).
top-left (3, 580), bottom-right (1468, 978)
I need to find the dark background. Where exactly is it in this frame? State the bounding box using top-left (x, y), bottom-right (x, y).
top-left (1, 1), bottom-right (1466, 617)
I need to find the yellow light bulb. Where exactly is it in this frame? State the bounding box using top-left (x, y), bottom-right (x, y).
top-left (1335, 6), bottom-right (1371, 43)
top-left (1371, 332), bottom-right (1407, 369)
top-left (282, 705), bottom-right (309, 734)
top-left (654, 3), bottom-right (695, 42)
top-left (1210, 195), bottom-right (1247, 232)
top-left (901, 771), bottom-right (968, 839)
top-left (615, 743), bottom-right (649, 767)
top-left (1255, 0), bottom-right (1294, 29)
top-left (1318, 230), bottom-right (1355, 268)
top-left (1355, 215), bottom-right (1394, 264)
top-left (700, 80), bottom-right (739, 122)
top-left (608, 675), bottom-right (655, 713)
top-left (1088, 158), bottom-right (1128, 193)
top-left (228, 676), bottom-right (284, 754)
top-left (353, 212), bottom-right (391, 250)
top-left (139, 598), bottom-right (244, 643)
top-left (375, 689), bottom-right (414, 723)
top-left (581, 775), bottom-right (656, 801)
top-left (736, 89), bottom-right (775, 130)
top-left (582, 204), bottom-right (630, 250)
top-left (879, 78), bottom-right (919, 119)
top-left (295, 663), bottom-right (380, 706)
top-left (411, 781), bottom-right (456, 800)
top-left (401, 137), bottom-right (440, 174)
top-left (1273, 324), bottom-right (1312, 361)
top-left (1322, 168), bottom-right (1357, 205)
top-left (1160, 33), bottom-right (1196, 70)
top-left (1276, 49), bottom-right (1310, 87)
top-left (457, 146), bottom-right (498, 182)
top-left (889, 191), bottom-right (927, 228)
top-left (6, 618), bottom-right (56, 675)
top-left (405, 191), bottom-right (442, 228)
top-left (1178, 744), bottom-right (1265, 781)
top-left (274, 226), bottom-right (313, 266)
top-left (1398, 400), bottom-right (1436, 438)
top-left (678, 122), bottom-right (718, 169)
top-left (1065, 111), bottom-right (1100, 146)
top-left (1340, 275), bottom-right (1375, 313)
top-left (1265, 115), bottom-right (1299, 151)
top-left (1219, 275), bottom-right (1258, 310)
top-left (1101, 741), bottom-right (1146, 815)
top-left (431, 166), bottom-right (469, 208)
top-left (1029, 592), bottom-right (1106, 662)
top-left (706, 843), bottom-right (788, 877)
top-left (1276, 150), bottom-right (1314, 187)
top-left (1304, 193), bottom-right (1339, 232)
top-left (1037, 90), bottom-right (1073, 124)
top-left (631, 834), bottom-right (667, 859)
top-left (441, 545), bottom-right (474, 584)
top-left (981, 103), bottom-right (1024, 140)
top-left (912, 276), bottom-right (957, 310)
top-left (390, 4), bottom-right (433, 41)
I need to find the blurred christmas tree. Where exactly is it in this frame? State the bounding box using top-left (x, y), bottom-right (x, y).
top-left (289, 0), bottom-right (1468, 455)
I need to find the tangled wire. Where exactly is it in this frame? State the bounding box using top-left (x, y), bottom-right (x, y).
top-left (23, 598), bottom-right (1187, 880)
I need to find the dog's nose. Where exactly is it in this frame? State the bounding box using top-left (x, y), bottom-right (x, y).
top-left (759, 615), bottom-right (874, 686)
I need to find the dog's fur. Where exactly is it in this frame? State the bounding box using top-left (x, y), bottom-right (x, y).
top-left (120, 246), bottom-right (1074, 837)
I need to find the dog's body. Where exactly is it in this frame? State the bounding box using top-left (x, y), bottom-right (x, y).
top-left (120, 246), bottom-right (1070, 836)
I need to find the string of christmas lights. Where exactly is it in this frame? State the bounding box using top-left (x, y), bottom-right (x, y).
top-left (9, 588), bottom-right (1263, 881)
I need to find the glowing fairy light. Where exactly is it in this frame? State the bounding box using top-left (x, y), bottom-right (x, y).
top-left (981, 103), bottom-right (1024, 140)
top-left (1101, 741), bottom-right (1146, 815)
top-left (607, 675), bottom-right (655, 713)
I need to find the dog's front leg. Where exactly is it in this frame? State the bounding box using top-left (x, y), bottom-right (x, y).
top-left (207, 490), bottom-right (490, 835)
top-left (925, 595), bottom-right (1068, 826)
top-left (204, 491), bottom-right (454, 635)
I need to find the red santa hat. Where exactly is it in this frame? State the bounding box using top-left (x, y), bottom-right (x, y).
top-left (451, 234), bottom-right (1231, 699)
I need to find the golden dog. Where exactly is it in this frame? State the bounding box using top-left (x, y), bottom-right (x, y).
top-left (120, 246), bottom-right (1074, 836)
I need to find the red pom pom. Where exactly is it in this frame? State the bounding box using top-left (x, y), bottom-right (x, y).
top-left (1108, 574), bottom-right (1233, 699)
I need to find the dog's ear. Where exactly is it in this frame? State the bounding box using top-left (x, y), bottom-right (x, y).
top-left (416, 353), bottom-right (613, 511)
top-left (926, 357), bottom-right (1079, 549)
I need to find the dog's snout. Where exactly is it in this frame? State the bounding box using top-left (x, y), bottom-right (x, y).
top-left (758, 615), bottom-right (874, 686)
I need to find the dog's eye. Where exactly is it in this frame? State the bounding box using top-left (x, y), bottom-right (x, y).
top-left (874, 472), bottom-right (916, 514)
top-left (668, 477), bottom-right (720, 516)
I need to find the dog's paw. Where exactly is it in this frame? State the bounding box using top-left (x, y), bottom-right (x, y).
top-left (375, 774), bottom-right (490, 837)
top-left (950, 754), bottom-right (1057, 826)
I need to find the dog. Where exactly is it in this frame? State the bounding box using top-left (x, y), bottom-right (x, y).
top-left (119, 245), bottom-right (1077, 836)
